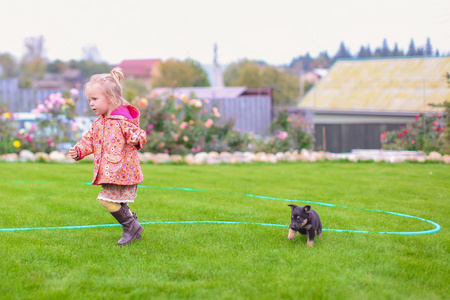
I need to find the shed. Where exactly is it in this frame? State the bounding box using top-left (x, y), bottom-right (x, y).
top-left (298, 57), bottom-right (450, 152)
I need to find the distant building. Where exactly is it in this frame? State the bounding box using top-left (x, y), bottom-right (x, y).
top-left (297, 57), bottom-right (450, 152)
top-left (115, 59), bottom-right (161, 87)
top-left (300, 68), bottom-right (328, 85)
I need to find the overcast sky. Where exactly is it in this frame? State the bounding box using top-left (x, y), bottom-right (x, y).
top-left (1, 0), bottom-right (449, 66)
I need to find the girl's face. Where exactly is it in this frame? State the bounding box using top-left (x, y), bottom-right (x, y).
top-left (87, 85), bottom-right (114, 118)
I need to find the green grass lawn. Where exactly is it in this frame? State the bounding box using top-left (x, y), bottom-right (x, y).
top-left (0, 161), bottom-right (448, 299)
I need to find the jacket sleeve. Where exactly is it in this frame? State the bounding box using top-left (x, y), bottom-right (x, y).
top-left (73, 124), bottom-right (95, 160)
top-left (121, 120), bottom-right (147, 150)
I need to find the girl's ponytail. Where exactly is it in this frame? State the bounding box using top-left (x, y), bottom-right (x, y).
top-left (110, 67), bottom-right (124, 88)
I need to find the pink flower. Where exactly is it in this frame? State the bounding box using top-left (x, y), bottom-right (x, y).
top-left (278, 131), bottom-right (288, 140)
top-left (47, 138), bottom-right (52, 143)
top-left (411, 140), bottom-right (415, 144)
top-left (71, 122), bottom-right (78, 132)
top-left (148, 124), bottom-right (154, 129)
top-left (70, 89), bottom-right (79, 97)
top-left (205, 119), bottom-right (214, 128)
top-left (380, 132), bottom-right (386, 140)
top-left (415, 115), bottom-right (420, 120)
top-left (398, 133), bottom-right (402, 137)
top-left (180, 122), bottom-right (188, 129)
top-left (434, 121), bottom-right (439, 126)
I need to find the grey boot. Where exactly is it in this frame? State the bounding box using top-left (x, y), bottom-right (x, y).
top-left (110, 203), bottom-right (144, 245)
top-left (122, 203), bottom-right (142, 240)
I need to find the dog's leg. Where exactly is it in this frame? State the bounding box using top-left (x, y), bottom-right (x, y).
top-left (288, 228), bottom-right (296, 240)
top-left (306, 230), bottom-right (315, 247)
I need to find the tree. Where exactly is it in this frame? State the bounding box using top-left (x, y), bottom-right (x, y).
top-left (372, 47), bottom-right (382, 57)
top-left (366, 45), bottom-right (372, 57)
top-left (416, 47), bottom-right (424, 56)
top-left (224, 60), bottom-right (262, 87)
top-left (381, 38), bottom-right (390, 57)
top-left (47, 59), bottom-right (68, 74)
top-left (357, 46), bottom-right (368, 58)
top-left (68, 59), bottom-right (110, 78)
top-left (152, 58), bottom-right (210, 88)
top-left (425, 38), bottom-right (433, 56)
top-left (123, 79), bottom-right (149, 100)
top-left (0, 52), bottom-right (19, 78)
top-left (309, 51), bottom-right (331, 69)
top-left (333, 42), bottom-right (352, 62)
top-left (20, 35), bottom-right (48, 87)
top-left (407, 39), bottom-right (416, 56)
top-left (289, 53), bottom-right (313, 73)
top-left (82, 45), bottom-right (102, 62)
top-left (224, 60), bottom-right (300, 106)
top-left (357, 46), bottom-right (373, 58)
top-left (392, 43), bottom-right (403, 56)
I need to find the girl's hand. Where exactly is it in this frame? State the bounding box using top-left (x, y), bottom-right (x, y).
top-left (69, 147), bottom-right (78, 159)
top-left (130, 134), bottom-right (140, 145)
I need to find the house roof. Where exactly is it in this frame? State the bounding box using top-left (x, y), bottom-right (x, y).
top-left (151, 87), bottom-right (248, 99)
top-left (115, 59), bottom-right (161, 77)
top-left (298, 57), bottom-right (450, 113)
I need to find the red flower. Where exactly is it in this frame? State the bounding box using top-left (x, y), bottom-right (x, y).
top-left (398, 133), bottom-right (402, 137)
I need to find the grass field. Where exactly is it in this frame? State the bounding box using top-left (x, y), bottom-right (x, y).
top-left (0, 161), bottom-right (449, 299)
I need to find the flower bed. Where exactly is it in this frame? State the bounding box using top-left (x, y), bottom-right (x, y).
top-left (2, 149), bottom-right (449, 164)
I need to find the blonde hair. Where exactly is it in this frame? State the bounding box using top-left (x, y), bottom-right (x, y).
top-left (84, 67), bottom-right (130, 107)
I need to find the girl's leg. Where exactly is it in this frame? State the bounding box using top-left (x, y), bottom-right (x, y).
top-left (98, 199), bottom-right (133, 216)
top-left (98, 199), bottom-right (143, 245)
top-left (98, 199), bottom-right (121, 212)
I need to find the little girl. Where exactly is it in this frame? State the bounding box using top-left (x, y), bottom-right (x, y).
top-left (69, 67), bottom-right (147, 246)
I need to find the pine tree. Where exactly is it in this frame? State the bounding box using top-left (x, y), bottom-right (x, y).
top-left (366, 45), bottom-right (372, 57)
top-left (416, 47), bottom-right (424, 56)
top-left (425, 38), bottom-right (433, 56)
top-left (392, 43), bottom-right (403, 56)
top-left (381, 38), bottom-right (390, 57)
top-left (407, 39), bottom-right (416, 56)
top-left (334, 42), bottom-right (352, 62)
top-left (357, 46), bottom-right (367, 58)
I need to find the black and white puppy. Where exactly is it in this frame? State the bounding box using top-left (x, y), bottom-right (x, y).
top-left (288, 204), bottom-right (322, 247)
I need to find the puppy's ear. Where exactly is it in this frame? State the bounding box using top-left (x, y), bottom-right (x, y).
top-left (288, 204), bottom-right (297, 211)
top-left (303, 205), bottom-right (311, 213)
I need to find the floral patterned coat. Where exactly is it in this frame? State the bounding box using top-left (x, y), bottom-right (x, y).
top-left (74, 105), bottom-right (147, 186)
